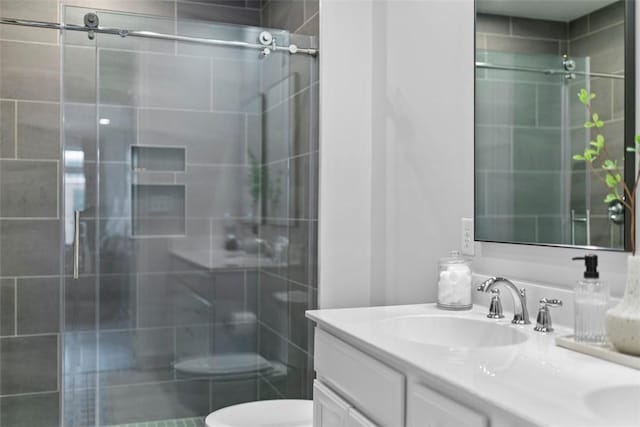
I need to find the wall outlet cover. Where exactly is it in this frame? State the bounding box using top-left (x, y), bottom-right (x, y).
top-left (461, 218), bottom-right (474, 256)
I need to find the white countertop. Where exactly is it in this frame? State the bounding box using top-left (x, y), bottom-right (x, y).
top-left (306, 304), bottom-right (640, 427)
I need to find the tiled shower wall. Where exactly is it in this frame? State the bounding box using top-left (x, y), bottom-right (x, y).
top-left (568, 1), bottom-right (625, 247)
top-left (476, 1), bottom-right (625, 247)
top-left (0, 1), bottom-right (319, 426)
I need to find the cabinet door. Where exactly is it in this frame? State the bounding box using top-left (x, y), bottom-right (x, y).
top-left (314, 380), bottom-right (351, 427)
top-left (407, 383), bottom-right (489, 427)
top-left (348, 408), bottom-right (379, 427)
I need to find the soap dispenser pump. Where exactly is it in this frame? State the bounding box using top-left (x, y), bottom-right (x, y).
top-left (572, 254), bottom-right (609, 344)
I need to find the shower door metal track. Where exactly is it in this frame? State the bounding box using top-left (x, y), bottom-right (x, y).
top-left (476, 62), bottom-right (623, 80)
top-left (0, 16), bottom-right (318, 56)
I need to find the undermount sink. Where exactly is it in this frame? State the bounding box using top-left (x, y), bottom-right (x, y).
top-left (379, 314), bottom-right (528, 348)
top-left (584, 386), bottom-right (640, 425)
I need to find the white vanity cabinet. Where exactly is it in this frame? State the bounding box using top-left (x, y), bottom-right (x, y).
top-left (313, 381), bottom-right (377, 427)
top-left (313, 328), bottom-right (491, 427)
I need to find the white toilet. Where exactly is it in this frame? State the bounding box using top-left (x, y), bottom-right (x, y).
top-left (205, 399), bottom-right (313, 427)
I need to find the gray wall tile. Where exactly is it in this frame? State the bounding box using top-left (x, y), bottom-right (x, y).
top-left (211, 378), bottom-right (258, 411)
top-left (290, 154), bottom-right (311, 219)
top-left (99, 274), bottom-right (136, 330)
top-left (212, 270), bottom-right (246, 323)
top-left (0, 160), bottom-right (58, 218)
top-left (569, 15), bottom-right (589, 39)
top-left (177, 1), bottom-right (260, 26)
top-left (0, 278), bottom-right (15, 336)
top-left (0, 101), bottom-right (16, 158)
top-left (537, 84), bottom-right (563, 127)
top-left (511, 17), bottom-right (566, 40)
top-left (589, 0), bottom-right (624, 32)
top-left (63, 0), bottom-right (176, 17)
top-left (139, 109), bottom-right (246, 165)
top-left (304, 0), bottom-right (318, 21)
top-left (589, 77), bottom-right (614, 121)
top-left (296, 12), bottom-right (318, 36)
top-left (288, 280), bottom-right (311, 349)
top-left (63, 46), bottom-right (96, 104)
top-left (259, 271), bottom-right (288, 336)
top-left (485, 34), bottom-right (559, 55)
top-left (16, 277), bottom-right (60, 334)
top-left (0, 0), bottom-right (58, 43)
top-left (263, 0), bottom-right (305, 33)
top-left (177, 165), bottom-right (246, 218)
top-left (65, 276), bottom-right (96, 332)
top-left (0, 335), bottom-right (58, 394)
top-left (99, 49), bottom-right (212, 109)
top-left (176, 324), bottom-right (211, 360)
top-left (98, 328), bottom-right (175, 387)
top-left (212, 58), bottom-right (260, 112)
top-left (0, 41), bottom-right (60, 102)
top-left (64, 103), bottom-right (97, 161)
top-left (0, 220), bottom-right (61, 276)
top-left (512, 128), bottom-right (562, 171)
top-left (476, 80), bottom-right (536, 126)
top-left (0, 392), bottom-right (60, 427)
top-left (17, 102), bottom-right (60, 160)
top-left (287, 219), bottom-right (314, 285)
top-left (476, 13), bottom-right (510, 35)
top-left (137, 269), bottom-right (214, 328)
top-left (258, 325), bottom-right (310, 398)
top-left (475, 125), bottom-right (512, 170)
top-left (98, 106), bottom-right (136, 162)
top-left (613, 78), bottom-right (624, 119)
top-left (570, 23), bottom-right (624, 73)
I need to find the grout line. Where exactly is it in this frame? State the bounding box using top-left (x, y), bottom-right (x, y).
top-left (0, 331), bottom-right (59, 339)
top-left (179, 0), bottom-right (262, 12)
top-left (0, 38), bottom-right (59, 47)
top-left (0, 99), bottom-right (59, 105)
top-left (0, 389), bottom-right (59, 398)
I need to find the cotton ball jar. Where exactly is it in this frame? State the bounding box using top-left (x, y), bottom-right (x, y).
top-left (437, 250), bottom-right (472, 310)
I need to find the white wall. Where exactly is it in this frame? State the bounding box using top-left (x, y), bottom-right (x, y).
top-left (319, 0), bottom-right (638, 308)
top-left (319, 0), bottom-right (474, 308)
top-left (318, 0), bottom-right (374, 308)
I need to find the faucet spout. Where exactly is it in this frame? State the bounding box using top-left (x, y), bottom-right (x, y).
top-left (477, 277), bottom-right (530, 325)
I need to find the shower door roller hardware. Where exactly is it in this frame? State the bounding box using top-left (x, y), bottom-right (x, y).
top-left (259, 31), bottom-right (273, 46)
top-left (84, 12), bottom-right (99, 40)
top-left (73, 210), bottom-right (81, 279)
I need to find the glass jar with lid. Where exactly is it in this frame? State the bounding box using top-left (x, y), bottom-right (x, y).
top-left (437, 250), bottom-right (472, 310)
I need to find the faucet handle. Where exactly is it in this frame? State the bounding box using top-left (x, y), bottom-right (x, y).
top-left (487, 289), bottom-right (504, 319)
top-left (534, 298), bottom-right (563, 332)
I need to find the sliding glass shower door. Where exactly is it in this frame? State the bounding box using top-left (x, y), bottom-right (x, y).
top-left (61, 7), bottom-right (317, 426)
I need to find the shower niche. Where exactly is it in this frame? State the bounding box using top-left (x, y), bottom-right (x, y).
top-left (131, 146), bottom-right (187, 237)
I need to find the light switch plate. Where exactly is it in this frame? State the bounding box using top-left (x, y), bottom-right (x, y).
top-left (461, 218), bottom-right (474, 256)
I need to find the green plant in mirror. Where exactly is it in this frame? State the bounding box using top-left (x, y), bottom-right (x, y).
top-left (573, 88), bottom-right (640, 253)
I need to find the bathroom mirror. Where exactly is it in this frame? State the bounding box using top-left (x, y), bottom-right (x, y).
top-left (475, 0), bottom-right (635, 250)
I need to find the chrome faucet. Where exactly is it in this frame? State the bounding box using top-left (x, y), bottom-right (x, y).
top-left (477, 277), bottom-right (531, 325)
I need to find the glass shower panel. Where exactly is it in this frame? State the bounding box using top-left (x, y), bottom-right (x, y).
top-left (62, 7), bottom-right (316, 426)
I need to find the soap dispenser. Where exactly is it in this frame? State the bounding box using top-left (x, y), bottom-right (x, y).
top-left (572, 254), bottom-right (609, 344)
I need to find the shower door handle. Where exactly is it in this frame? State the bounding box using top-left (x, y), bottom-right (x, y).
top-left (73, 210), bottom-right (81, 279)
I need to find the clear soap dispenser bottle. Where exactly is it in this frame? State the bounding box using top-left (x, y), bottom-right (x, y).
top-left (572, 254), bottom-right (609, 344)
